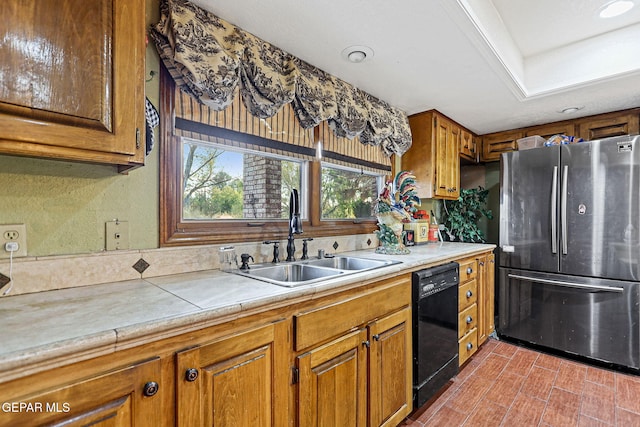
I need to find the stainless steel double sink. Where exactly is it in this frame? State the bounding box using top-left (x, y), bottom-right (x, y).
top-left (231, 256), bottom-right (401, 287)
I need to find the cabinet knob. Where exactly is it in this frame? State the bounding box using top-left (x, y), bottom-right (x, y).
top-left (373, 334), bottom-right (380, 341)
top-left (466, 290), bottom-right (473, 298)
top-left (185, 368), bottom-right (199, 382)
top-left (466, 267), bottom-right (473, 274)
top-left (362, 340), bottom-right (370, 348)
top-left (466, 342), bottom-right (474, 351)
top-left (466, 316), bottom-right (473, 324)
top-left (143, 381), bottom-right (159, 397)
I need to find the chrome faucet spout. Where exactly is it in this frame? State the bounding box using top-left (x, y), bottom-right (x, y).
top-left (286, 189), bottom-right (302, 261)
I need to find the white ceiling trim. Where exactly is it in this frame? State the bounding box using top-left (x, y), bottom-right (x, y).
top-left (448, 0), bottom-right (640, 101)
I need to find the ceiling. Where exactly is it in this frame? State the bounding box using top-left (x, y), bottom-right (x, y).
top-left (192, 0), bottom-right (640, 135)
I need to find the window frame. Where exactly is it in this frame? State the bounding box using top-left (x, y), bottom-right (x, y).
top-left (159, 66), bottom-right (380, 247)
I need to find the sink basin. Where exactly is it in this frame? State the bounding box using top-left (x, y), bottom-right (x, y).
top-left (304, 256), bottom-right (396, 271)
top-left (231, 255), bottom-right (401, 287)
top-left (234, 264), bottom-right (343, 287)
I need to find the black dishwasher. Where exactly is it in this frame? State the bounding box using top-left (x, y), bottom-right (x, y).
top-left (412, 262), bottom-right (459, 409)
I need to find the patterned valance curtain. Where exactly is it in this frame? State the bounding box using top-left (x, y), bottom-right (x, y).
top-left (150, 0), bottom-right (412, 157)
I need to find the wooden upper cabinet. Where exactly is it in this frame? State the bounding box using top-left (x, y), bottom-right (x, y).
top-left (480, 130), bottom-right (523, 162)
top-left (524, 122), bottom-right (576, 140)
top-left (402, 110), bottom-right (460, 200)
top-left (459, 128), bottom-right (477, 162)
top-left (577, 111), bottom-right (640, 141)
top-left (0, 0), bottom-right (145, 170)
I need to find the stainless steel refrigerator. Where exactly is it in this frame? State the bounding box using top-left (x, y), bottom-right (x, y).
top-left (498, 134), bottom-right (640, 371)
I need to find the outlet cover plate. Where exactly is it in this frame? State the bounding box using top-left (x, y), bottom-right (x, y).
top-left (105, 221), bottom-right (130, 251)
top-left (0, 224), bottom-right (27, 259)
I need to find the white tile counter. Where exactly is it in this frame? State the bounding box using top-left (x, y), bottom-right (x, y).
top-left (0, 242), bottom-right (494, 383)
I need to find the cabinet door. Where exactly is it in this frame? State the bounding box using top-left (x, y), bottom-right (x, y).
top-left (0, 357), bottom-right (162, 427)
top-left (176, 321), bottom-right (288, 427)
top-left (0, 0), bottom-right (145, 168)
top-left (459, 128), bottom-right (477, 162)
top-left (577, 112), bottom-right (640, 141)
top-left (368, 308), bottom-right (412, 427)
top-left (434, 117), bottom-right (460, 199)
top-left (477, 252), bottom-right (496, 346)
top-left (480, 130), bottom-right (523, 162)
top-left (524, 122), bottom-right (576, 140)
top-left (297, 328), bottom-right (368, 427)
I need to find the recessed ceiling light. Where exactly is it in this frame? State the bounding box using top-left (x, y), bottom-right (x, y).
top-left (341, 45), bottom-right (374, 63)
top-left (560, 106), bottom-right (583, 114)
top-left (599, 0), bottom-right (634, 18)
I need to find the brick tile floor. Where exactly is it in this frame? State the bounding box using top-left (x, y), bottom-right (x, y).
top-left (401, 338), bottom-right (640, 427)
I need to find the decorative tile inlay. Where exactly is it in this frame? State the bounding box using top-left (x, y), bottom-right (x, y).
top-left (0, 273), bottom-right (10, 289)
top-left (333, 241), bottom-right (339, 250)
top-left (367, 238), bottom-right (372, 246)
top-left (133, 258), bottom-right (150, 274)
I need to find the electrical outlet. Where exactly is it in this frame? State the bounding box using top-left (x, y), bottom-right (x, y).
top-left (105, 221), bottom-right (129, 251)
top-left (0, 224), bottom-right (27, 259)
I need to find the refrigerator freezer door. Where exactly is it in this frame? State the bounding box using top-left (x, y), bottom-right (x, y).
top-left (561, 136), bottom-right (640, 281)
top-left (499, 146), bottom-right (560, 272)
top-left (498, 267), bottom-right (640, 370)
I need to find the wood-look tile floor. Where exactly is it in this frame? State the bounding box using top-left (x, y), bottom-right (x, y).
top-left (401, 338), bottom-right (640, 427)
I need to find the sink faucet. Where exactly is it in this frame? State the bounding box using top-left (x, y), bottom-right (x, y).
top-left (286, 189), bottom-right (303, 261)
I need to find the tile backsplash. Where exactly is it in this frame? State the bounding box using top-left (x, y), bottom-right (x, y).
top-left (0, 234), bottom-right (379, 296)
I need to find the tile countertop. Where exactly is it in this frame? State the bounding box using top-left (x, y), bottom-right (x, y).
top-left (0, 242), bottom-right (494, 383)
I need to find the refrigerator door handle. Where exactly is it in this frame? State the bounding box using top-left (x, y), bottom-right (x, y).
top-left (508, 274), bottom-right (624, 293)
top-left (561, 165), bottom-right (569, 255)
top-left (551, 166), bottom-right (558, 254)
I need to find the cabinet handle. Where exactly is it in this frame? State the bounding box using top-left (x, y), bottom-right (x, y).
top-left (373, 334), bottom-right (380, 341)
top-left (466, 316), bottom-right (473, 324)
top-left (467, 267), bottom-right (473, 274)
top-left (135, 128), bottom-right (141, 149)
top-left (479, 261), bottom-right (485, 266)
top-left (466, 342), bottom-right (474, 351)
top-left (362, 340), bottom-right (370, 348)
top-left (143, 381), bottom-right (159, 397)
top-left (185, 368), bottom-right (199, 382)
top-left (466, 290), bottom-right (473, 298)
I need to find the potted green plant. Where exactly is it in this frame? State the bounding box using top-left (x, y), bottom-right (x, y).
top-left (442, 187), bottom-right (493, 243)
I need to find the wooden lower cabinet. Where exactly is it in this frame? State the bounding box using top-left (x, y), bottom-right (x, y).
top-left (297, 328), bottom-right (369, 426)
top-left (477, 252), bottom-right (496, 346)
top-left (175, 320), bottom-right (289, 427)
top-left (295, 274), bottom-right (413, 427)
top-left (0, 357), bottom-right (162, 427)
top-left (456, 250), bottom-right (495, 365)
top-left (368, 308), bottom-right (413, 427)
top-left (297, 307), bottom-right (412, 427)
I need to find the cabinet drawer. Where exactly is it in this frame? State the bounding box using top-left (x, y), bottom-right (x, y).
top-left (458, 258), bottom-right (478, 282)
top-left (458, 329), bottom-right (478, 366)
top-left (459, 278), bottom-right (477, 311)
top-left (294, 277), bottom-right (411, 351)
top-left (458, 303), bottom-right (477, 338)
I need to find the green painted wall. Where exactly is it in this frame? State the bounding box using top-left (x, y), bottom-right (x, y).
top-left (0, 0), bottom-right (161, 257)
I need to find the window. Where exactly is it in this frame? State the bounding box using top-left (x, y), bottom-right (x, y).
top-left (159, 67), bottom-right (386, 246)
top-left (182, 139), bottom-right (304, 220)
top-left (321, 164), bottom-right (382, 220)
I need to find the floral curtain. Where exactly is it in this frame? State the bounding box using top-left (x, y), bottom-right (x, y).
top-left (150, 0), bottom-right (412, 157)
